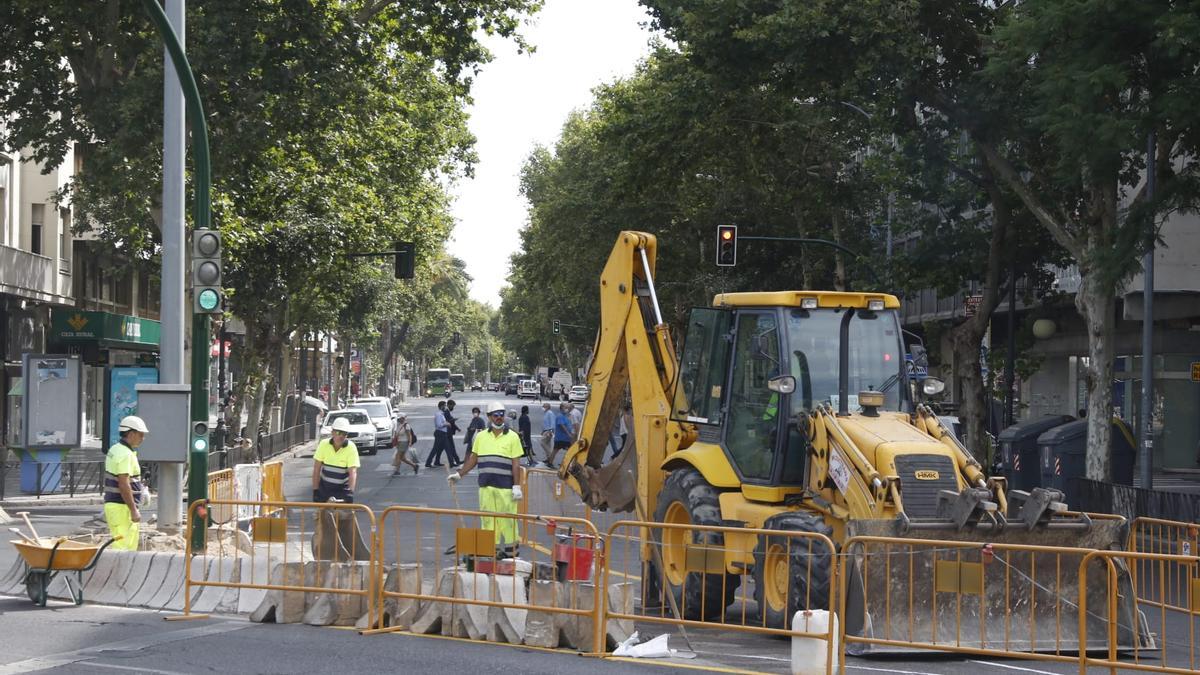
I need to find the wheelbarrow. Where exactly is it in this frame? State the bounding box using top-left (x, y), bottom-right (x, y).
top-left (11, 536), bottom-right (122, 607)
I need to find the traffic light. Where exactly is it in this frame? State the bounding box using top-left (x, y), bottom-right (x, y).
top-left (192, 229), bottom-right (223, 313)
top-left (716, 225), bottom-right (737, 267)
top-left (552, 319), bottom-right (561, 335)
top-left (191, 421), bottom-right (209, 453)
top-left (394, 241), bottom-right (415, 279)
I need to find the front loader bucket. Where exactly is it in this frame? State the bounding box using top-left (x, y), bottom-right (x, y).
top-left (842, 517), bottom-right (1153, 657)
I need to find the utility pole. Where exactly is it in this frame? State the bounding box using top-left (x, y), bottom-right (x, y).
top-left (157, 0), bottom-right (186, 529)
top-left (1139, 132), bottom-right (1156, 489)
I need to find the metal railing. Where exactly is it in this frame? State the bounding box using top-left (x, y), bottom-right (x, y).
top-left (1129, 517), bottom-right (1200, 614)
top-left (258, 423), bottom-right (312, 461)
top-left (0, 457), bottom-right (105, 500)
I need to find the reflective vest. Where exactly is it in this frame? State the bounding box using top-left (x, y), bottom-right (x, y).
top-left (472, 428), bottom-right (523, 490)
top-left (314, 439), bottom-right (359, 489)
top-left (104, 442), bottom-right (142, 506)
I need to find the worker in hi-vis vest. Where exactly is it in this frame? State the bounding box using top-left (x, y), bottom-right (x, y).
top-left (105, 416), bottom-right (149, 551)
top-left (312, 416), bottom-right (360, 503)
top-left (447, 401), bottom-right (525, 555)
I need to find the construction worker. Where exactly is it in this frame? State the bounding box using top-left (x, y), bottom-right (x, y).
top-left (447, 401), bottom-right (524, 556)
top-left (312, 416), bottom-right (360, 503)
top-left (104, 416), bottom-right (148, 551)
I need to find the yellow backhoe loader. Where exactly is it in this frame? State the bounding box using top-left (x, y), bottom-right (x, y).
top-left (558, 231), bottom-right (1149, 653)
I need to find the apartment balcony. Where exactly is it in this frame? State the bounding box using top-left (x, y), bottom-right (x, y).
top-left (0, 244), bottom-right (73, 306)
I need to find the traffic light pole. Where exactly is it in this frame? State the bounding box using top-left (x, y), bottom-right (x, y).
top-left (142, 0), bottom-right (212, 541)
top-left (188, 313), bottom-right (210, 551)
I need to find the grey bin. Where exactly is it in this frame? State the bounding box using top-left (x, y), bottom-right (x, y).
top-left (996, 415), bottom-right (1074, 491)
top-left (1036, 418), bottom-right (1138, 508)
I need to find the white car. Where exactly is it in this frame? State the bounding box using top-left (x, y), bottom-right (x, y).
top-left (320, 409), bottom-right (378, 455)
top-left (351, 397), bottom-right (395, 449)
top-left (568, 385), bottom-right (590, 403)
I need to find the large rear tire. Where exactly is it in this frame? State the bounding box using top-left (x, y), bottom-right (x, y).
top-left (649, 468), bottom-right (740, 621)
top-left (753, 510), bottom-right (834, 628)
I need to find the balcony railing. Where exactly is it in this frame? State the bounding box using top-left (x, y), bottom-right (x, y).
top-left (0, 243), bottom-right (72, 304)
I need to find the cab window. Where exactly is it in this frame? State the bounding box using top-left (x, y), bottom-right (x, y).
top-left (724, 311), bottom-right (780, 481)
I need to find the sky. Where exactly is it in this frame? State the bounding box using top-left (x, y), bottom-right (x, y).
top-left (449, 0), bottom-right (658, 306)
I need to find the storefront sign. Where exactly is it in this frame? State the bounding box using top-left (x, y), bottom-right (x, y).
top-left (51, 310), bottom-right (160, 349)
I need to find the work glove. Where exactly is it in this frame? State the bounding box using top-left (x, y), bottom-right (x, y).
top-left (447, 472), bottom-right (462, 486)
top-left (312, 489), bottom-right (321, 503)
top-left (139, 484), bottom-right (152, 507)
top-left (511, 485), bottom-right (523, 501)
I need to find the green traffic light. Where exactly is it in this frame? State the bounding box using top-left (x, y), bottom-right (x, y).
top-left (198, 288), bottom-right (220, 311)
top-left (193, 437), bottom-right (208, 452)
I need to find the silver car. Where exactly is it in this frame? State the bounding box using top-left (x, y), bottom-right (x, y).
top-left (351, 397), bottom-right (395, 449)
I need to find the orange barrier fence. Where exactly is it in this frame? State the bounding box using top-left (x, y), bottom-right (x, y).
top-left (261, 461), bottom-right (284, 515)
top-left (366, 505), bottom-right (606, 652)
top-left (180, 499), bottom-right (377, 623)
top-left (520, 468), bottom-right (624, 545)
top-left (1129, 517), bottom-right (1200, 614)
top-left (604, 519), bottom-right (838, 672)
top-left (837, 535), bottom-right (1150, 667)
top-left (206, 469), bottom-right (236, 525)
top-left (1080, 549), bottom-right (1200, 675)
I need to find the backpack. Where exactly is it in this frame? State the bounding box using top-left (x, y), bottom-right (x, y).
top-left (408, 428), bottom-right (417, 445)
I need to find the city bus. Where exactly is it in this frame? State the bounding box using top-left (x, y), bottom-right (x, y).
top-left (450, 373), bottom-right (466, 392)
top-left (426, 367), bottom-right (451, 396)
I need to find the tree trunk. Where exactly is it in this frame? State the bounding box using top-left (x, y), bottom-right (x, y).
top-left (1077, 273), bottom-right (1116, 480)
top-left (279, 332), bottom-right (295, 428)
top-left (831, 210), bottom-right (846, 291)
top-left (241, 376), bottom-right (265, 464)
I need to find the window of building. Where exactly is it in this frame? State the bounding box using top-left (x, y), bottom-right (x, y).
top-left (0, 160), bottom-right (9, 243)
top-left (59, 206), bottom-right (71, 264)
top-left (30, 203), bottom-right (44, 255)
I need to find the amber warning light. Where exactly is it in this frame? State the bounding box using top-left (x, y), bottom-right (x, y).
top-left (716, 225), bottom-right (738, 266)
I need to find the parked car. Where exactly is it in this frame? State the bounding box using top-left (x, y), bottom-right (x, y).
top-left (319, 409), bottom-right (378, 455)
top-left (518, 379), bottom-right (540, 399)
top-left (351, 396), bottom-right (395, 449)
top-left (568, 385), bottom-right (590, 403)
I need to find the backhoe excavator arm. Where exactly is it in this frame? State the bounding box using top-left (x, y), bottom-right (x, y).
top-left (559, 231), bottom-right (696, 515)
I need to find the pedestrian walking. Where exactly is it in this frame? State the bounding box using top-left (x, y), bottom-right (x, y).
top-left (539, 402), bottom-right (555, 464)
top-left (567, 402), bottom-right (582, 438)
top-left (518, 405), bottom-right (535, 467)
top-left (425, 400), bottom-right (449, 467)
top-left (546, 402), bottom-right (574, 469)
top-left (444, 399), bottom-right (463, 468)
top-left (312, 417), bottom-right (360, 503)
top-left (447, 401), bottom-right (525, 557)
top-left (104, 416), bottom-right (149, 551)
top-left (463, 406), bottom-right (486, 454)
top-left (391, 412), bottom-right (419, 475)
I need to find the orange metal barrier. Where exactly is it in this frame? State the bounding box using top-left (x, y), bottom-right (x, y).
top-left (261, 461), bottom-right (284, 515)
top-left (604, 519), bottom-right (838, 672)
top-left (1080, 549), bottom-right (1199, 674)
top-left (520, 468), bottom-right (624, 545)
top-left (180, 498), bottom-right (377, 623)
top-left (837, 535), bottom-right (1146, 668)
top-left (366, 505), bottom-right (606, 653)
top-left (1129, 517), bottom-right (1200, 614)
top-left (206, 469), bottom-right (236, 525)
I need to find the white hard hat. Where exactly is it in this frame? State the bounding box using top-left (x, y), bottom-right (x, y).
top-left (331, 417), bottom-right (354, 433)
top-left (118, 416), bottom-right (149, 434)
top-left (487, 401), bottom-right (506, 415)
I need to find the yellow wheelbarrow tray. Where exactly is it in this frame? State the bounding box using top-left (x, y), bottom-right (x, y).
top-left (10, 536), bottom-right (122, 607)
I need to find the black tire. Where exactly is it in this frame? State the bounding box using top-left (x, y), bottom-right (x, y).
top-left (649, 468), bottom-right (740, 621)
top-left (25, 570), bottom-right (47, 606)
top-left (753, 511), bottom-right (834, 628)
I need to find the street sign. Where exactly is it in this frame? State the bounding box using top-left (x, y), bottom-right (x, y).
top-left (964, 294), bottom-right (983, 317)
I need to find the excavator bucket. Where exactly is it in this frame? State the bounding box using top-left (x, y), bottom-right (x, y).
top-left (842, 516), bottom-right (1153, 656)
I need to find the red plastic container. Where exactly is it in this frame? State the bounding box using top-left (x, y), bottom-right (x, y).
top-left (553, 533), bottom-right (595, 581)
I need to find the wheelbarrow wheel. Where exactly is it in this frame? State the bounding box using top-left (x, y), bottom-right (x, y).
top-left (25, 570), bottom-right (48, 607)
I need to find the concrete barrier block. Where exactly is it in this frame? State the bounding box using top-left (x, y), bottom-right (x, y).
top-left (303, 561), bottom-right (370, 627)
top-left (236, 554), bottom-right (272, 615)
top-left (523, 578), bottom-right (566, 648)
top-left (409, 566), bottom-right (461, 635)
top-left (249, 560), bottom-right (316, 623)
top-left (213, 558), bottom-right (243, 614)
top-left (146, 554), bottom-right (187, 610)
top-left (80, 550), bottom-right (118, 591)
top-left (91, 551), bottom-right (138, 606)
top-left (442, 570), bottom-right (491, 640)
top-left (486, 574), bottom-right (528, 644)
top-left (561, 581), bottom-right (635, 652)
top-left (189, 557), bottom-right (238, 613)
top-left (355, 563), bottom-right (411, 630)
top-left (128, 552), bottom-right (179, 607)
